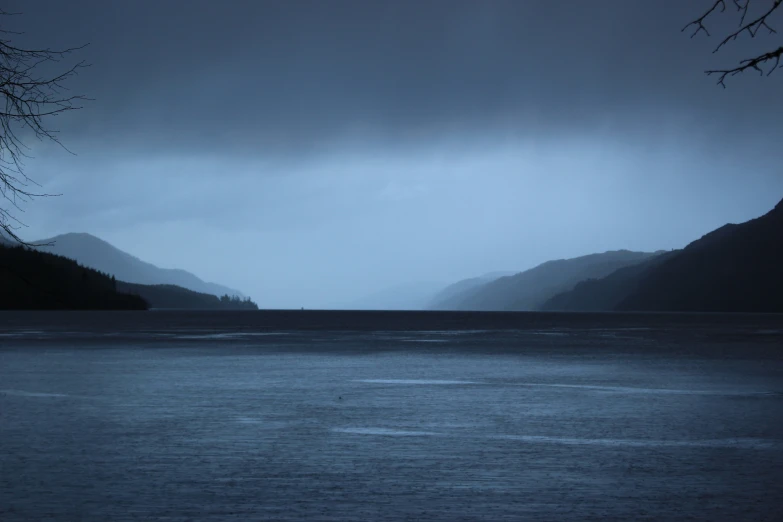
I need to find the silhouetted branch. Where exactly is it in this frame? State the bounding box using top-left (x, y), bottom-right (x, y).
top-left (684, 0), bottom-right (730, 38)
top-left (684, 0), bottom-right (783, 86)
top-left (0, 10), bottom-right (88, 244)
top-left (707, 45), bottom-right (783, 86)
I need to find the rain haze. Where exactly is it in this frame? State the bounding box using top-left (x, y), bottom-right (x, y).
top-left (7, 0), bottom-right (783, 308)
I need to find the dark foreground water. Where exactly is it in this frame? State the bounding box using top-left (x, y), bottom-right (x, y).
top-left (1, 311), bottom-right (783, 521)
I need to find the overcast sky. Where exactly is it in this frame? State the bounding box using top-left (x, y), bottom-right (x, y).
top-left (5, 0), bottom-right (783, 308)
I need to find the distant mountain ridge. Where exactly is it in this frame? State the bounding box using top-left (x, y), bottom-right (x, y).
top-left (1, 241), bottom-right (258, 310)
top-left (428, 271), bottom-right (516, 310)
top-left (36, 233), bottom-right (245, 298)
top-left (117, 282), bottom-right (258, 310)
top-left (543, 197), bottom-right (783, 312)
top-left (539, 252), bottom-right (676, 312)
top-left (431, 250), bottom-right (663, 311)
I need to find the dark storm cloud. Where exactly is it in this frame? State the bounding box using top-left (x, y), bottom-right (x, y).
top-left (7, 0), bottom-right (782, 156)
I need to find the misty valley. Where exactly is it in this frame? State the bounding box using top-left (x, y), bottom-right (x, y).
top-left (3, 196), bottom-right (782, 314)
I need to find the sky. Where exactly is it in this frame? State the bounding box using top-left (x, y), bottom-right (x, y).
top-left (4, 0), bottom-right (783, 308)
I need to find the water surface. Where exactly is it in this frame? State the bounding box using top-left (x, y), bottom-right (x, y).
top-left (1, 311), bottom-right (782, 521)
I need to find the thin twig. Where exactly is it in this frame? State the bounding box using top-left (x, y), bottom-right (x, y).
top-left (0, 11), bottom-right (88, 245)
top-left (684, 0), bottom-right (783, 86)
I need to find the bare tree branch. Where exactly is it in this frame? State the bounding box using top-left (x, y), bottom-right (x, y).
top-left (684, 0), bottom-right (728, 38)
top-left (683, 0), bottom-right (783, 86)
top-left (707, 45), bottom-right (783, 86)
top-left (714, 0), bottom-right (781, 52)
top-left (0, 10), bottom-right (88, 245)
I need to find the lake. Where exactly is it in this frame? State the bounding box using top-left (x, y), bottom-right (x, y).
top-left (1, 311), bottom-right (782, 521)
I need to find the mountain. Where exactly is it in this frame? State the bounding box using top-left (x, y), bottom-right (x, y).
top-left (617, 198), bottom-right (783, 312)
top-left (432, 251), bottom-right (663, 311)
top-left (540, 252), bottom-right (676, 312)
top-left (117, 282), bottom-right (258, 310)
top-left (0, 243), bottom-right (147, 310)
top-left (543, 198), bottom-right (783, 312)
top-left (36, 233), bottom-right (245, 298)
top-left (428, 271), bottom-right (516, 310)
